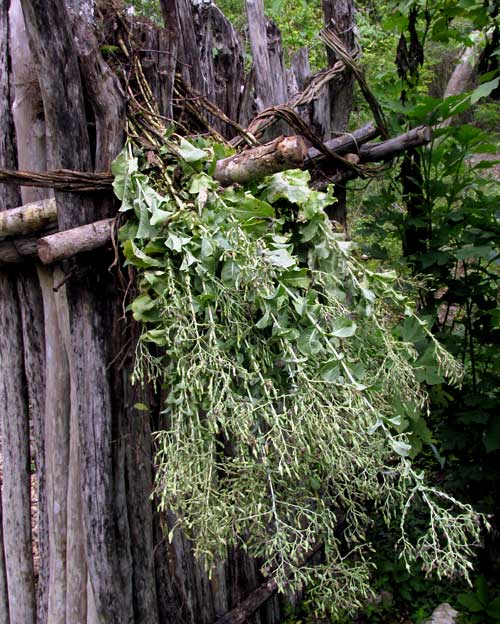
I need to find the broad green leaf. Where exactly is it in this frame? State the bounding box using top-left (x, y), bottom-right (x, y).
top-left (178, 138), bottom-right (208, 163)
top-left (231, 195), bottom-right (275, 221)
top-left (143, 329), bottom-right (167, 346)
top-left (201, 237), bottom-right (216, 258)
top-left (280, 268), bottom-right (310, 288)
top-left (486, 597), bottom-right (500, 618)
top-left (471, 77), bottom-right (500, 104)
top-left (263, 170), bottom-right (311, 205)
top-left (189, 173), bottom-right (215, 194)
top-left (399, 316), bottom-right (426, 343)
top-left (265, 248), bottom-right (296, 269)
top-left (122, 240), bottom-right (163, 268)
top-left (136, 201), bottom-right (158, 239)
top-left (360, 287), bottom-right (376, 304)
top-left (111, 147), bottom-right (138, 203)
top-left (331, 318), bottom-right (357, 338)
top-left (301, 187), bottom-right (336, 220)
top-left (131, 293), bottom-right (159, 321)
top-left (458, 592), bottom-right (484, 613)
top-left (166, 233), bottom-right (192, 252)
top-left (150, 205), bottom-right (173, 226)
top-left (221, 260), bottom-right (240, 286)
top-left (179, 250), bottom-right (197, 270)
top-left (297, 327), bottom-right (322, 356)
top-left (319, 360), bottom-right (341, 382)
top-left (476, 576), bottom-right (489, 606)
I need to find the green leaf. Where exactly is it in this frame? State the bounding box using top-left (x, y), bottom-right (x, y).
top-left (134, 403), bottom-right (149, 412)
top-left (221, 260), bottom-right (240, 286)
top-left (150, 205), bottom-right (173, 226)
top-left (476, 576), bottom-right (489, 606)
top-left (458, 592), bottom-right (485, 613)
top-left (486, 597), bottom-right (500, 619)
top-left (262, 169), bottom-right (311, 205)
top-left (390, 439), bottom-right (412, 458)
top-left (280, 268), bottom-right (310, 288)
top-left (265, 248), bottom-right (296, 269)
top-left (189, 172), bottom-right (215, 194)
top-left (143, 328), bottom-right (167, 346)
top-left (136, 202), bottom-right (158, 239)
top-left (166, 233), bottom-right (192, 252)
top-left (331, 318), bottom-right (357, 338)
top-left (471, 77), bottom-right (500, 104)
top-left (178, 138), bottom-right (208, 163)
top-left (111, 147), bottom-right (138, 203)
top-left (301, 187), bottom-right (336, 220)
top-left (230, 195), bottom-right (275, 221)
top-left (122, 240), bottom-right (163, 268)
top-left (131, 293), bottom-right (159, 321)
top-left (319, 360), bottom-right (341, 382)
top-left (399, 316), bottom-right (426, 343)
top-left (297, 327), bottom-right (322, 356)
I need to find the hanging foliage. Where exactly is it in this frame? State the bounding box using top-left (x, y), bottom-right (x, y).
top-left (112, 136), bottom-right (482, 616)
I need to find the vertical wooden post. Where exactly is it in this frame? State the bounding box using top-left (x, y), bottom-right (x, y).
top-left (0, 1), bottom-right (36, 622)
top-left (321, 0), bottom-right (355, 228)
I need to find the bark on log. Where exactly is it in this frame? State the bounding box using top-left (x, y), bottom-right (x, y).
top-left (191, 3), bottom-right (244, 137)
top-left (0, 198), bottom-right (56, 237)
top-left (52, 266), bottom-right (87, 624)
top-left (214, 135), bottom-right (308, 186)
top-left (306, 122), bottom-right (378, 161)
top-left (37, 217), bottom-right (113, 264)
top-left (0, 230), bottom-right (55, 264)
top-left (359, 125), bottom-right (432, 162)
top-left (0, 167), bottom-right (113, 192)
top-left (444, 36), bottom-right (481, 99)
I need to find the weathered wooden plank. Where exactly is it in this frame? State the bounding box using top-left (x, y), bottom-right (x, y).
top-left (191, 2), bottom-right (244, 136)
top-left (20, 2), bottom-right (132, 623)
top-left (0, 2), bottom-right (36, 622)
top-left (9, 4), bottom-right (50, 620)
